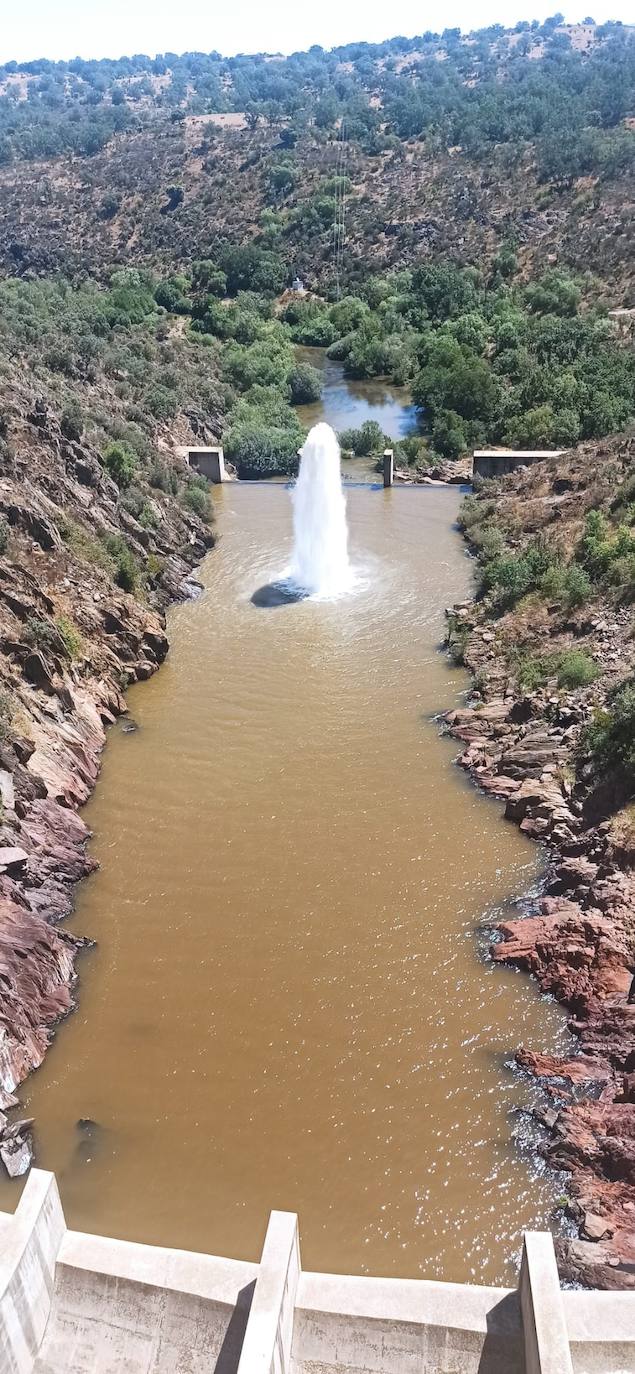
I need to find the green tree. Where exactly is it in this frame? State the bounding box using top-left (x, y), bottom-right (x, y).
top-left (103, 441), bottom-right (136, 489)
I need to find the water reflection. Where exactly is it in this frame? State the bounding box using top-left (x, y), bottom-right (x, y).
top-left (295, 345), bottom-right (421, 441)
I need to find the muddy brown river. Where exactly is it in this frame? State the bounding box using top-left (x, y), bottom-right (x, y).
top-left (1, 482), bottom-right (570, 1283)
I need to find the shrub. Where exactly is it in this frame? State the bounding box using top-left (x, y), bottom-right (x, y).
top-left (432, 409), bottom-right (466, 459)
top-left (563, 565), bottom-right (592, 610)
top-left (0, 517), bottom-right (9, 554)
top-left (515, 653), bottom-right (549, 690)
top-left (555, 650), bottom-right (598, 689)
top-left (481, 554), bottom-right (534, 608)
top-left (146, 553), bottom-right (165, 583)
top-left (471, 526), bottom-right (505, 562)
top-left (25, 616), bottom-right (58, 651)
top-left (56, 615), bottom-right (83, 659)
top-left (584, 678), bottom-right (635, 781)
top-left (338, 420), bottom-right (385, 456)
top-left (60, 399), bottom-right (84, 441)
top-left (149, 459), bottom-right (178, 494)
top-left (458, 497), bottom-right (496, 532)
top-left (103, 535), bottom-right (138, 592)
top-left (120, 485), bottom-right (145, 519)
top-left (576, 510), bottom-right (635, 582)
top-left (103, 441), bottom-right (136, 490)
top-left (447, 621), bottom-right (469, 665)
top-left (482, 542), bottom-right (553, 609)
top-left (540, 563), bottom-right (592, 610)
top-left (513, 648), bottom-right (597, 691)
top-left (225, 424), bottom-right (300, 478)
top-left (182, 481), bottom-right (212, 522)
top-left (0, 689), bottom-right (13, 740)
top-left (99, 192), bottom-right (120, 219)
top-left (146, 385), bottom-right (178, 420)
top-left (139, 502), bottom-right (159, 531)
top-left (288, 363), bottom-right (322, 405)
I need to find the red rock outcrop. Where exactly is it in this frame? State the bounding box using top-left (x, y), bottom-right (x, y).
top-left (445, 457), bottom-right (635, 1285)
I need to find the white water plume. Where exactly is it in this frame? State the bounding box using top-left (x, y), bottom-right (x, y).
top-left (288, 422), bottom-right (352, 598)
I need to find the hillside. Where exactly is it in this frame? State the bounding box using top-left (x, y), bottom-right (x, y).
top-left (446, 431), bottom-right (635, 1288)
top-left (0, 20), bottom-right (633, 295)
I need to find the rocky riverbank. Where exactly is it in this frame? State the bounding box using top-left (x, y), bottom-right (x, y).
top-left (445, 437), bottom-right (635, 1290)
top-left (0, 395), bottom-right (214, 1177)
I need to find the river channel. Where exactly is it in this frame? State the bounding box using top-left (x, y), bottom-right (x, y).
top-left (0, 476), bottom-right (570, 1285)
top-left (295, 345), bottom-right (421, 441)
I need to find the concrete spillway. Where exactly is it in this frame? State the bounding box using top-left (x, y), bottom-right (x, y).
top-left (1, 1171), bottom-right (634, 1373)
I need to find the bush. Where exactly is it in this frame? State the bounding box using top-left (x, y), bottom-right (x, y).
top-left (555, 649), bottom-right (598, 689)
top-left (515, 653), bottom-right (549, 690)
top-left (225, 423), bottom-right (300, 478)
top-left (432, 408), bottom-right (466, 459)
top-left (458, 497), bottom-right (496, 532)
top-left (146, 385), bottom-right (178, 419)
top-left (25, 616), bottom-right (58, 652)
top-left (139, 502), bottom-right (159, 530)
top-left (514, 648), bottom-right (597, 691)
top-left (562, 564), bottom-right (592, 610)
top-left (0, 689), bottom-right (13, 740)
top-left (584, 678), bottom-right (635, 781)
top-left (338, 420), bottom-right (385, 456)
top-left (470, 525), bottom-right (505, 563)
top-left (182, 480), bottom-right (212, 522)
top-left (149, 459), bottom-right (178, 494)
top-left (103, 441), bottom-right (136, 489)
top-left (576, 510), bottom-right (635, 583)
top-left (540, 563), bottom-right (592, 609)
top-left (288, 363), bottom-right (322, 405)
top-left (60, 399), bottom-right (84, 441)
top-left (103, 534), bottom-right (138, 592)
top-left (482, 541), bottom-right (554, 609)
top-left (0, 517), bottom-right (9, 554)
top-left (56, 615), bottom-right (83, 659)
top-left (120, 485), bottom-right (145, 519)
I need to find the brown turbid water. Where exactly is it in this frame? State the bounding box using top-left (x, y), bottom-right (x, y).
top-left (0, 481), bottom-right (570, 1284)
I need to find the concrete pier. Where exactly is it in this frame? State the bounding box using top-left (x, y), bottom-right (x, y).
top-left (186, 445), bottom-right (226, 482)
top-left (1, 1171), bottom-right (634, 1372)
top-left (383, 448), bottom-right (394, 488)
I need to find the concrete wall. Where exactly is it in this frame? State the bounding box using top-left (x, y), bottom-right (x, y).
top-left (0, 1171), bottom-right (65, 1374)
top-left (520, 1231), bottom-right (573, 1374)
top-left (34, 1231), bottom-right (257, 1373)
top-left (237, 1211), bottom-right (300, 1374)
top-left (186, 446), bottom-right (226, 482)
top-left (1, 1173), bottom-right (634, 1374)
top-left (292, 1274), bottom-right (524, 1373)
top-left (472, 450), bottom-right (565, 480)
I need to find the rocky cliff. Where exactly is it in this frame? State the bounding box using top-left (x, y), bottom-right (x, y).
top-left (446, 433), bottom-right (635, 1288)
top-left (0, 384), bottom-right (213, 1176)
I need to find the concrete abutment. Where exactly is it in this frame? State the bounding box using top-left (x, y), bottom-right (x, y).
top-left (0, 1171), bottom-right (633, 1372)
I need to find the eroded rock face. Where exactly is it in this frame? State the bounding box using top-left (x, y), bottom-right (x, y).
top-left (0, 400), bottom-right (215, 1174)
top-left (444, 444), bottom-right (635, 1287)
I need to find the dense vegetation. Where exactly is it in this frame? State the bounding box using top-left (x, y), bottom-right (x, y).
top-left (0, 17), bottom-right (633, 479)
top-left (1, 251), bottom-right (633, 481)
top-left (0, 272), bottom-right (222, 508)
top-left (1, 17), bottom-right (632, 179)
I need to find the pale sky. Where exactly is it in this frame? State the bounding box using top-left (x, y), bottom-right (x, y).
top-left (0, 0), bottom-right (632, 64)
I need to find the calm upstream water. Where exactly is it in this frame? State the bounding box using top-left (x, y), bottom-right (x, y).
top-left (0, 483), bottom-right (570, 1284)
top-left (295, 345), bottom-right (421, 440)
